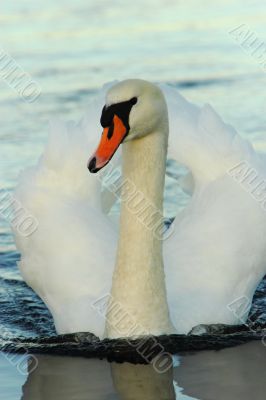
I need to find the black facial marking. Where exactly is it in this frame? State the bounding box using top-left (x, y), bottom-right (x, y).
top-left (100, 97), bottom-right (138, 131)
top-left (107, 120), bottom-right (114, 139)
top-left (130, 97), bottom-right (137, 105)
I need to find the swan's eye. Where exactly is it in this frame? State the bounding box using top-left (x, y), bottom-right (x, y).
top-left (130, 97), bottom-right (137, 105)
top-left (101, 98), bottom-right (138, 128)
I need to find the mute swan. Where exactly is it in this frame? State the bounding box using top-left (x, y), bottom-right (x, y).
top-left (14, 79), bottom-right (266, 339)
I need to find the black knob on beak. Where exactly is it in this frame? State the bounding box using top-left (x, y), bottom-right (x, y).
top-left (88, 157), bottom-right (97, 173)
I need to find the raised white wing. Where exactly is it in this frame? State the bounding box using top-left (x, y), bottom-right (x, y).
top-left (161, 85), bottom-right (266, 333)
top-left (14, 84), bottom-right (120, 338)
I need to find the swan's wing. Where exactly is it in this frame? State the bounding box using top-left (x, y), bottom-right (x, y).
top-left (161, 86), bottom-right (266, 333)
top-left (161, 83), bottom-right (259, 185)
top-left (14, 84), bottom-right (121, 338)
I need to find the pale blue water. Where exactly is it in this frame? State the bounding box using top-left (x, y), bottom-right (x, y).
top-left (0, 0), bottom-right (266, 398)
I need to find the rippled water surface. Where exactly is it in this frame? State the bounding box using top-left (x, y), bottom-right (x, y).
top-left (1, 0), bottom-right (266, 398)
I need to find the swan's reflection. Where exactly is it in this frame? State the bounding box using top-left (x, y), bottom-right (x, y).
top-left (111, 362), bottom-right (176, 400)
top-left (21, 354), bottom-right (179, 400)
top-left (21, 341), bottom-right (266, 400)
top-left (21, 355), bottom-right (114, 399)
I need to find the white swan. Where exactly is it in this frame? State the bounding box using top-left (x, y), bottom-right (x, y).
top-left (14, 79), bottom-right (266, 339)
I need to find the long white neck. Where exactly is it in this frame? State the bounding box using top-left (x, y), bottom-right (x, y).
top-left (106, 123), bottom-right (175, 338)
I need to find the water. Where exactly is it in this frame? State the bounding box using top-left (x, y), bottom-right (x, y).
top-left (1, 0), bottom-right (266, 398)
top-left (1, 341), bottom-right (265, 399)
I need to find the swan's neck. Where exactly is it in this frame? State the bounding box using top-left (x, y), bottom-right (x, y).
top-left (106, 127), bottom-right (174, 338)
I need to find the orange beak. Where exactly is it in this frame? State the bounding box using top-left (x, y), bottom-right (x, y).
top-left (88, 114), bottom-right (128, 173)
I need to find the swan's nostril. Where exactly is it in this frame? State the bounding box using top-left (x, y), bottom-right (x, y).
top-left (88, 157), bottom-right (98, 173)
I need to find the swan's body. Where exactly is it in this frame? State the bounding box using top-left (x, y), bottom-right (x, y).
top-left (14, 79), bottom-right (266, 338)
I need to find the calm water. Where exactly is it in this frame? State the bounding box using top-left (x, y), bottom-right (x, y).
top-left (1, 0), bottom-right (266, 398)
top-left (1, 342), bottom-right (266, 400)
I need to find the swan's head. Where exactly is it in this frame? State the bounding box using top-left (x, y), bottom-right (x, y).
top-left (88, 79), bottom-right (168, 173)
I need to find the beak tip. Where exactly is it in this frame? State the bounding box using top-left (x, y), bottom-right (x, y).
top-left (88, 156), bottom-right (98, 173)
